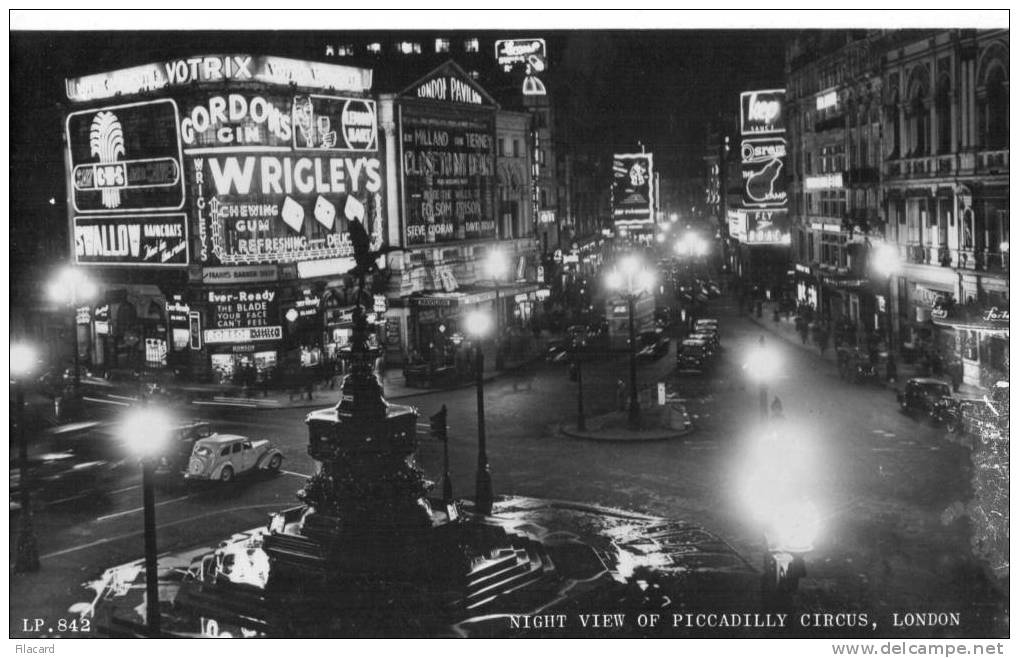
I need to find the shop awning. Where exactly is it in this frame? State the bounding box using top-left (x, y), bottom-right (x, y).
top-left (932, 304), bottom-right (1010, 335)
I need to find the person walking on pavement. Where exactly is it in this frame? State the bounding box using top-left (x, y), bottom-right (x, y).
top-left (616, 378), bottom-right (627, 412)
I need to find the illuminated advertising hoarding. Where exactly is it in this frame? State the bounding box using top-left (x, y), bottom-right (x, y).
top-left (190, 151), bottom-right (383, 265)
top-left (204, 286), bottom-right (282, 345)
top-left (293, 95), bottom-right (378, 152)
top-left (66, 99), bottom-right (185, 214)
top-left (727, 210), bottom-right (747, 241)
top-left (179, 92), bottom-right (293, 150)
top-left (611, 153), bottom-right (655, 225)
top-left (739, 89), bottom-right (786, 136)
top-left (399, 105), bottom-right (497, 245)
top-left (65, 55), bottom-right (372, 103)
top-left (494, 39), bottom-right (547, 73)
top-left (744, 209), bottom-right (790, 244)
top-left (73, 213), bottom-right (189, 266)
top-left (741, 137), bottom-right (787, 208)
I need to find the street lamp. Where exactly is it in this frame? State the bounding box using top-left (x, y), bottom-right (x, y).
top-left (464, 310), bottom-right (494, 515)
top-left (605, 255), bottom-right (655, 426)
top-left (48, 266), bottom-right (97, 388)
top-left (745, 336), bottom-right (781, 420)
top-left (119, 406), bottom-right (174, 637)
top-left (485, 249), bottom-right (509, 370)
top-left (870, 242), bottom-right (902, 353)
top-left (11, 342), bottom-right (40, 573)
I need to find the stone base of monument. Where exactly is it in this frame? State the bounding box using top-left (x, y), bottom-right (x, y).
top-left (559, 403), bottom-right (693, 441)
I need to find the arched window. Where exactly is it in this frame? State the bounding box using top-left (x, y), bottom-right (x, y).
top-left (936, 76), bottom-right (952, 153)
top-left (911, 95), bottom-right (930, 156)
top-left (886, 98), bottom-right (901, 159)
top-left (984, 65), bottom-right (1008, 149)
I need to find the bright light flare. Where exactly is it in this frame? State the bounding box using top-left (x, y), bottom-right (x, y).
top-left (871, 242), bottom-right (901, 278)
top-left (735, 424), bottom-right (823, 553)
top-left (619, 255), bottom-right (639, 275)
top-left (605, 270), bottom-right (623, 291)
top-left (485, 249), bottom-right (509, 280)
top-left (10, 343), bottom-right (39, 378)
top-left (635, 269), bottom-right (655, 292)
top-left (119, 406), bottom-right (175, 459)
top-left (1000, 241), bottom-right (1010, 253)
top-left (49, 267), bottom-right (96, 304)
top-left (464, 310), bottom-right (492, 337)
top-left (655, 233), bottom-right (666, 244)
top-left (744, 345), bottom-right (781, 382)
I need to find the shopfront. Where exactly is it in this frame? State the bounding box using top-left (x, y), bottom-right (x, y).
top-left (933, 304), bottom-right (1009, 388)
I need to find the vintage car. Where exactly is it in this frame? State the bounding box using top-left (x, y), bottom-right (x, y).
top-left (155, 421), bottom-right (215, 480)
top-left (897, 377), bottom-right (954, 421)
top-left (636, 330), bottom-right (671, 360)
top-left (10, 451), bottom-right (121, 511)
top-left (186, 434), bottom-right (284, 483)
top-left (676, 338), bottom-right (712, 374)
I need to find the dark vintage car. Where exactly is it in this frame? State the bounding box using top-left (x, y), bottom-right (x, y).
top-left (676, 338), bottom-right (712, 374)
top-left (636, 330), bottom-right (671, 360)
top-left (10, 451), bottom-right (122, 511)
top-left (897, 377), bottom-right (954, 422)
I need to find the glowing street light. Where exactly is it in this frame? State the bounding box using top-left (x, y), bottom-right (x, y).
top-left (11, 342), bottom-right (40, 573)
top-left (870, 242), bottom-right (901, 278)
top-left (744, 336), bottom-right (781, 420)
top-left (484, 249), bottom-right (509, 370)
top-left (605, 255), bottom-right (656, 426)
top-left (48, 266), bottom-right (97, 388)
top-left (674, 233), bottom-right (708, 258)
top-left (119, 406), bottom-right (175, 637)
top-left (464, 310), bottom-right (494, 514)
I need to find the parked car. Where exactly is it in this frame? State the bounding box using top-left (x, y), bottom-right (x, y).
top-left (10, 451), bottom-right (121, 511)
top-left (687, 332), bottom-right (718, 358)
top-left (897, 377), bottom-right (954, 421)
top-left (676, 338), bottom-right (712, 374)
top-left (186, 434), bottom-right (284, 483)
top-left (636, 330), bottom-right (671, 360)
top-left (837, 348), bottom-right (881, 385)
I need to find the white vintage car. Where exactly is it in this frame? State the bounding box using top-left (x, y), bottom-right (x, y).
top-left (186, 434), bottom-right (284, 483)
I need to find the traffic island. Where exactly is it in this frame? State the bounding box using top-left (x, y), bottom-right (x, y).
top-left (560, 402), bottom-right (693, 441)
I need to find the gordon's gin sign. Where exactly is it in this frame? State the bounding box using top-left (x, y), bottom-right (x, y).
top-left (740, 89), bottom-right (786, 136)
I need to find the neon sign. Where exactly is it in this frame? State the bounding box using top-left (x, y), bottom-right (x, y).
top-left (816, 90), bottom-right (838, 111)
top-left (740, 89), bottom-right (786, 136)
top-left (495, 38), bottom-right (547, 73)
top-left (804, 173), bottom-right (844, 190)
top-left (65, 55), bottom-right (373, 103)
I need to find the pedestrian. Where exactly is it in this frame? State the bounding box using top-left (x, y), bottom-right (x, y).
top-left (770, 396), bottom-right (784, 420)
top-left (885, 356), bottom-right (898, 384)
top-left (949, 359), bottom-right (963, 392)
top-left (616, 378), bottom-right (627, 412)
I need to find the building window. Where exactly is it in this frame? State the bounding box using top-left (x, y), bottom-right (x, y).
top-left (366, 42), bottom-right (382, 55)
top-left (396, 41), bottom-right (422, 55)
top-left (464, 38), bottom-right (479, 53)
top-left (910, 96), bottom-right (930, 156)
top-left (936, 78), bottom-right (952, 154)
top-left (513, 139), bottom-right (521, 158)
top-left (888, 101), bottom-right (901, 159)
top-left (435, 38), bottom-right (450, 53)
top-left (984, 66), bottom-right (1008, 149)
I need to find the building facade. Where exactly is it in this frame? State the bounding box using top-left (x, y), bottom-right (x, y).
top-left (786, 30), bottom-right (1008, 387)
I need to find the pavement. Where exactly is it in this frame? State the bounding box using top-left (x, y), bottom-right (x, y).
top-left (745, 300), bottom-right (985, 399)
top-left (194, 332), bottom-right (558, 410)
top-left (559, 403), bottom-right (693, 441)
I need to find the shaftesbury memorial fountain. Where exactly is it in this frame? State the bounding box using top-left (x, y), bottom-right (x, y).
top-left (84, 264), bottom-right (765, 638)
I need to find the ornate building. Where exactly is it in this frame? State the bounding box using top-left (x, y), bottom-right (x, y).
top-left (785, 29), bottom-right (1008, 388)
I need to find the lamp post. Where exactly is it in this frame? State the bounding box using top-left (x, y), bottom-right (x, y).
top-left (745, 336), bottom-right (781, 421)
top-left (11, 342), bottom-right (40, 573)
top-left (48, 267), bottom-right (97, 388)
top-left (606, 255), bottom-right (655, 427)
top-left (485, 249), bottom-right (509, 371)
top-left (465, 310), bottom-right (494, 515)
top-left (119, 406), bottom-right (174, 637)
top-left (870, 242), bottom-right (902, 355)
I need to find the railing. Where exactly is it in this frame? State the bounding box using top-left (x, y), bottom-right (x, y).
top-left (903, 242), bottom-right (1009, 272)
top-left (886, 150), bottom-right (1008, 179)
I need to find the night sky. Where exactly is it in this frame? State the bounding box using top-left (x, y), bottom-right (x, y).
top-left (9, 28), bottom-right (787, 281)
